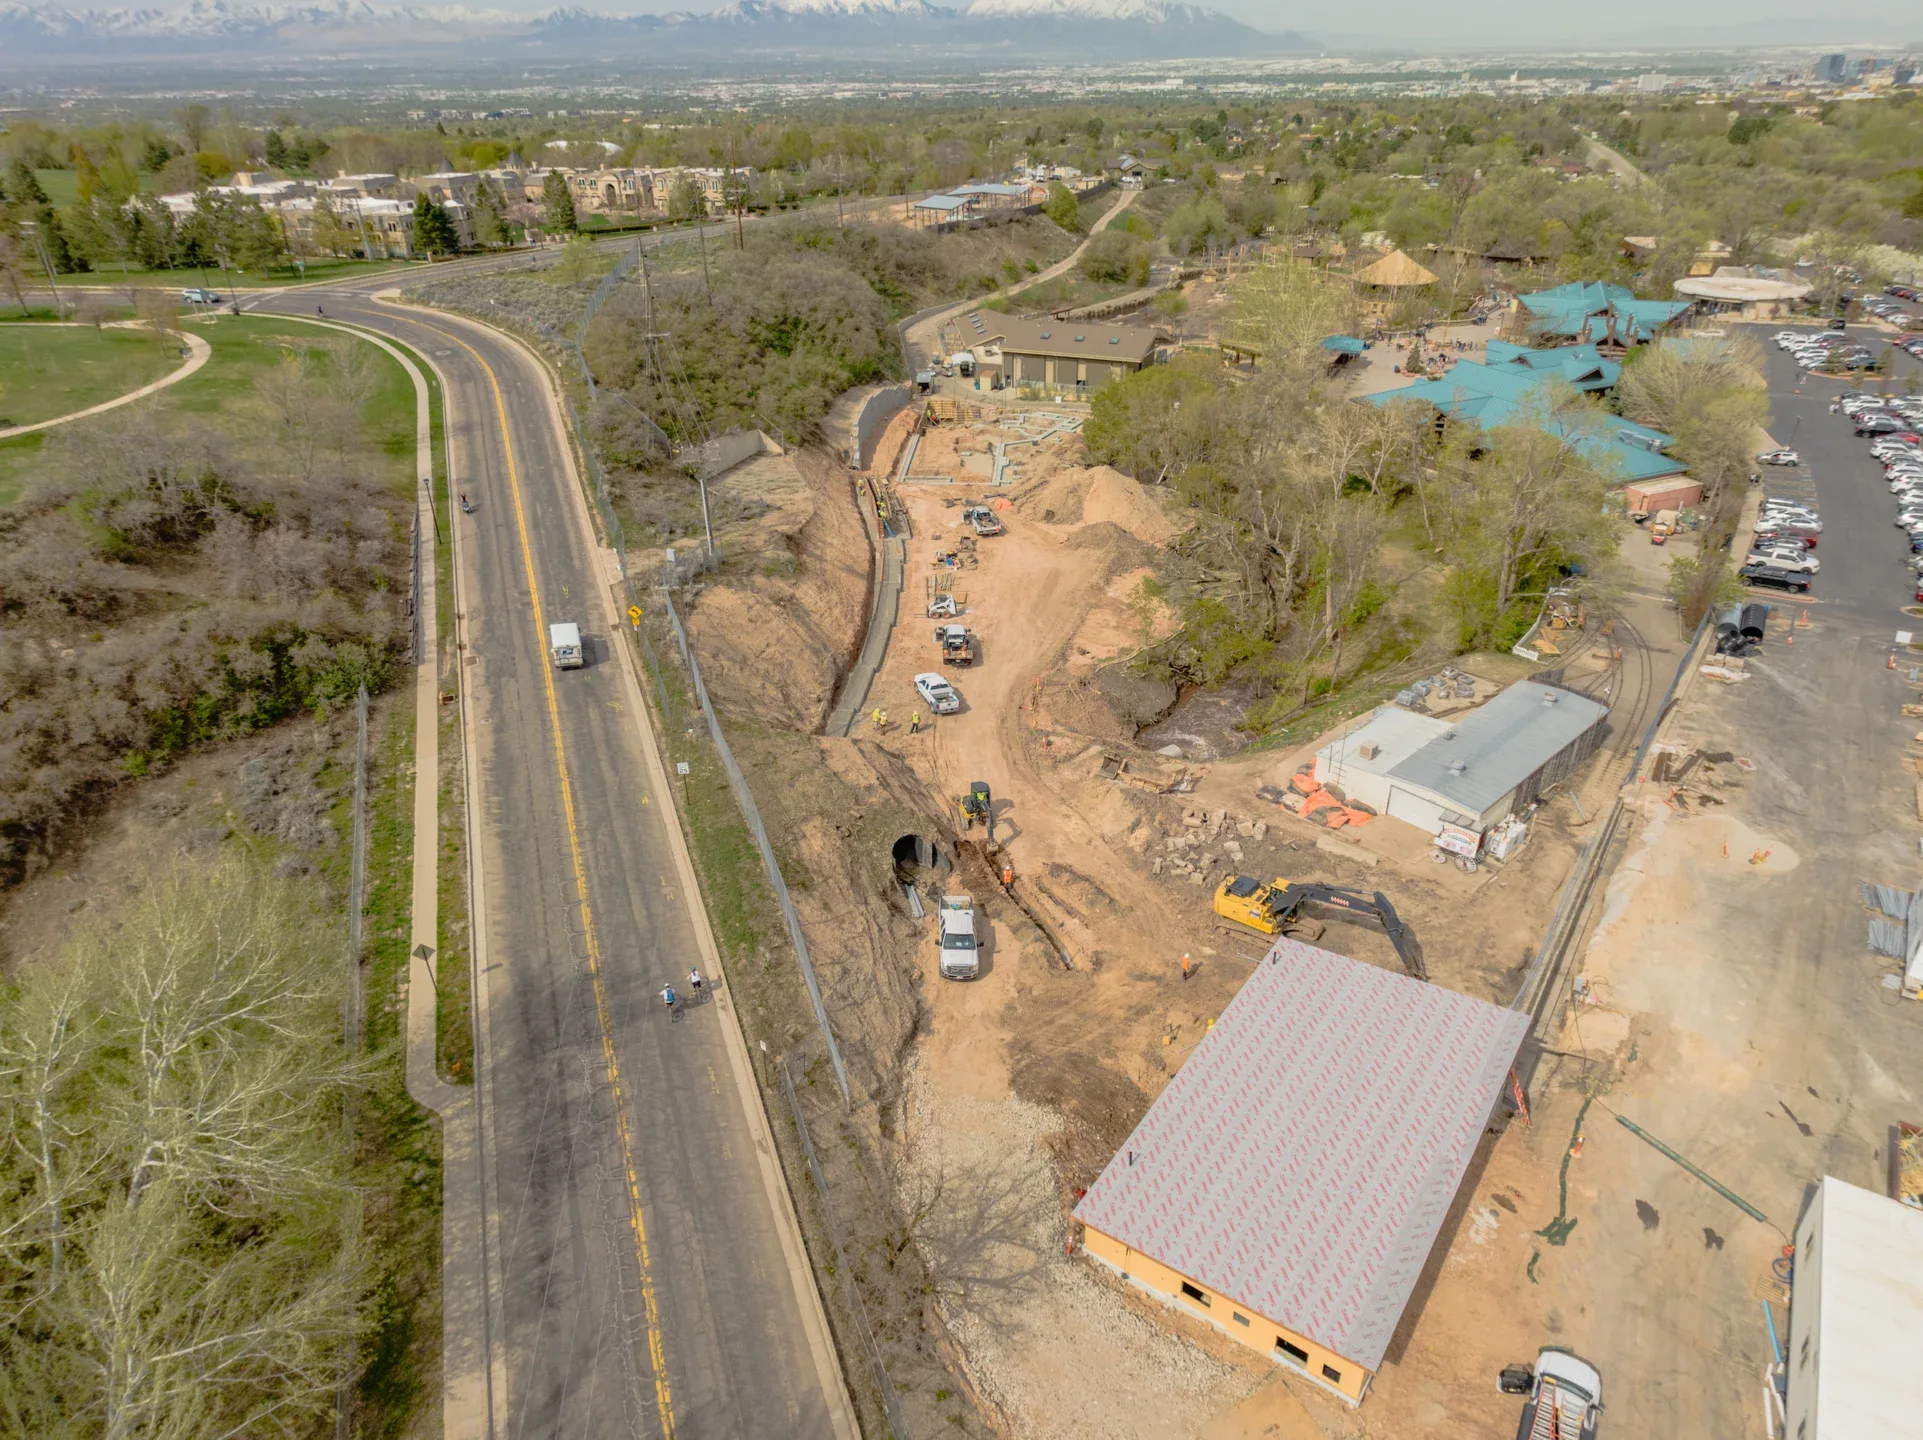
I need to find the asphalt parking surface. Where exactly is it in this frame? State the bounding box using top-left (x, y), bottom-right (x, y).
top-left (1754, 327), bottom-right (1923, 618)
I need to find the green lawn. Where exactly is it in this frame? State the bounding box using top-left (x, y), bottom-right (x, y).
top-left (2, 314), bottom-right (419, 507)
top-left (31, 168), bottom-right (158, 208)
top-left (0, 321), bottom-right (184, 428)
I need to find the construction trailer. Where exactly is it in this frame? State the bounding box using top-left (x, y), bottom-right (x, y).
top-left (1786, 1175), bottom-right (1923, 1439)
top-left (1072, 940), bottom-right (1528, 1405)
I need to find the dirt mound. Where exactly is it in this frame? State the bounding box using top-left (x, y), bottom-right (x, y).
top-left (1080, 466), bottom-right (1181, 545)
top-left (1012, 468), bottom-right (1090, 526)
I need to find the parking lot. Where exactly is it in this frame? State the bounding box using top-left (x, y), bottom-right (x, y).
top-left (1472, 323), bottom-right (1923, 1439)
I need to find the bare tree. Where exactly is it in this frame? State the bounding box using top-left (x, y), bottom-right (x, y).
top-left (0, 863), bottom-right (369, 1440)
top-left (75, 290), bottom-right (114, 335)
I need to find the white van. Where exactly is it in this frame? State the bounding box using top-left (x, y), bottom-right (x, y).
top-left (548, 622), bottom-right (583, 669)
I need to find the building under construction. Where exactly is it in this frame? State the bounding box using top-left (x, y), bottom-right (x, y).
top-left (1072, 940), bottom-right (1529, 1404)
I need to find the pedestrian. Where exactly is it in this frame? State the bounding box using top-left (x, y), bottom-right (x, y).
top-left (910, 710), bottom-right (922, 734)
top-left (1179, 952), bottom-right (1194, 982)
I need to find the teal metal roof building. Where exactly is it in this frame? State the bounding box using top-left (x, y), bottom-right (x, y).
top-left (1515, 282), bottom-right (1694, 344)
top-left (1365, 342), bottom-right (1686, 482)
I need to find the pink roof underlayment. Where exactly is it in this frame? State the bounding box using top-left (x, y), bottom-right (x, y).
top-left (1072, 938), bottom-right (1529, 1370)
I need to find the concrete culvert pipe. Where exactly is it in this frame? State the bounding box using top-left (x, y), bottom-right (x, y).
top-left (891, 834), bottom-right (951, 884)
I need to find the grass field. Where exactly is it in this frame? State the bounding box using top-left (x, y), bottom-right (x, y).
top-left (0, 321), bottom-right (184, 429)
top-left (0, 313), bottom-right (419, 507)
top-left (31, 168), bottom-right (158, 208)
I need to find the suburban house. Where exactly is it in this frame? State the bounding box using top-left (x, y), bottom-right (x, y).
top-left (1365, 339), bottom-right (1689, 483)
top-left (957, 311), bottom-right (1168, 392)
top-left (566, 167), bottom-right (657, 214)
top-left (1073, 940), bottom-right (1529, 1405)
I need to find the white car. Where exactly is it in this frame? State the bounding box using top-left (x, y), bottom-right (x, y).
top-left (1748, 547), bottom-right (1819, 573)
top-left (913, 672), bottom-right (962, 714)
top-left (1756, 449), bottom-right (1801, 466)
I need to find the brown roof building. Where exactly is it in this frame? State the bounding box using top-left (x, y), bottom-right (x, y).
top-left (960, 310), bottom-right (1169, 392)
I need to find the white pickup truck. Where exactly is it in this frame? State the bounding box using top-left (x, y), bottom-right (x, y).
top-left (548, 622), bottom-right (584, 670)
top-left (938, 894), bottom-right (980, 980)
top-left (1504, 1348), bottom-right (1602, 1440)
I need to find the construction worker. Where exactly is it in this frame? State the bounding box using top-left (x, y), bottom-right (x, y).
top-left (910, 710), bottom-right (922, 734)
top-left (1000, 862), bottom-right (1014, 893)
top-left (872, 707), bottom-right (889, 733)
top-left (1179, 952), bottom-right (1194, 982)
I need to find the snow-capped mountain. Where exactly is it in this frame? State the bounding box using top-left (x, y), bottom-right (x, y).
top-left (0, 0), bottom-right (1312, 64)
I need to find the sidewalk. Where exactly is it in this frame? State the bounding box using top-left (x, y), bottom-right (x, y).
top-left (283, 314), bottom-right (495, 1439)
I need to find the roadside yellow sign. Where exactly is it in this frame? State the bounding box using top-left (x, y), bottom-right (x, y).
top-left (628, 605), bottom-right (643, 628)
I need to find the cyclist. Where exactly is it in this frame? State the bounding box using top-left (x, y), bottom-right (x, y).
top-left (660, 983), bottom-right (677, 1010)
top-left (687, 967), bottom-right (705, 998)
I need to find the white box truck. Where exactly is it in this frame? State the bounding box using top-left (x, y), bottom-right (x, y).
top-left (548, 622), bottom-right (584, 669)
top-left (938, 894), bottom-right (979, 980)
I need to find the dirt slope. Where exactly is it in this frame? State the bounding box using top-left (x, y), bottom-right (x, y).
top-left (683, 446), bottom-right (872, 731)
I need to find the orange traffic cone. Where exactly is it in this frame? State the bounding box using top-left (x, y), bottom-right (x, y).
top-left (1796, 610), bottom-right (1810, 628)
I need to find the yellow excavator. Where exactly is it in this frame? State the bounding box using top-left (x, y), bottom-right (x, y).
top-left (1213, 874), bottom-right (1425, 979)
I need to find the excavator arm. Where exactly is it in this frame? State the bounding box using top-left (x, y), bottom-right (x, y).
top-left (1272, 884), bottom-right (1428, 981)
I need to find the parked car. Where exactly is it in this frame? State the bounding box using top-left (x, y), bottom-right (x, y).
top-left (1859, 416), bottom-right (1906, 434)
top-left (1747, 546), bottom-right (1819, 573)
top-left (913, 672), bottom-right (962, 714)
top-left (1756, 448), bottom-right (1802, 466)
top-left (180, 287), bottom-right (221, 304)
top-left (1740, 562), bottom-right (1812, 593)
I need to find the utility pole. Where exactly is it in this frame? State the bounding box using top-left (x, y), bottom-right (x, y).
top-left (729, 134), bottom-right (745, 252)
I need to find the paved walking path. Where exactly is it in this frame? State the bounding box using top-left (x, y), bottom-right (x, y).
top-left (279, 314), bottom-right (493, 1437)
top-left (0, 322), bottom-right (210, 439)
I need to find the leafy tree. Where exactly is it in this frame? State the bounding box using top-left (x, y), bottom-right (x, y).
top-left (1078, 229), bottom-right (1149, 285)
top-left (666, 175), bottom-right (706, 222)
top-left (1163, 194), bottom-right (1233, 257)
top-left (412, 192), bottom-right (459, 256)
top-left (139, 135), bottom-right (174, 172)
top-left (542, 169), bottom-right (577, 234)
top-left (1044, 181), bottom-right (1081, 233)
top-left (470, 180), bottom-right (511, 247)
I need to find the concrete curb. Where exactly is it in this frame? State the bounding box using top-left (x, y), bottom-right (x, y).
top-left (0, 321), bottom-right (210, 439)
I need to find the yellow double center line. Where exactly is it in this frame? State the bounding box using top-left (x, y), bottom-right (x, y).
top-left (423, 318), bottom-right (676, 1437)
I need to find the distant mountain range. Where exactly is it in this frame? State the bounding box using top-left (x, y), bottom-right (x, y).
top-left (0, 0), bottom-right (1316, 64)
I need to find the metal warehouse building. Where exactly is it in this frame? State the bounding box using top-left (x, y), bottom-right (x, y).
top-left (1071, 941), bottom-right (1529, 1403)
top-left (1787, 1175), bottom-right (1923, 1440)
top-left (1314, 680), bottom-right (1609, 837)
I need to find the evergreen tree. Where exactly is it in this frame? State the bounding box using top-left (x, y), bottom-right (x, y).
top-left (412, 193), bottom-right (459, 256)
top-left (265, 129), bottom-right (288, 168)
top-left (6, 158), bottom-right (48, 207)
top-left (543, 169), bottom-right (577, 234)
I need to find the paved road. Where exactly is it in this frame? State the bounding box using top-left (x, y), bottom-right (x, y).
top-left (258, 287), bottom-right (848, 1439)
top-left (1585, 135), bottom-right (1652, 188)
